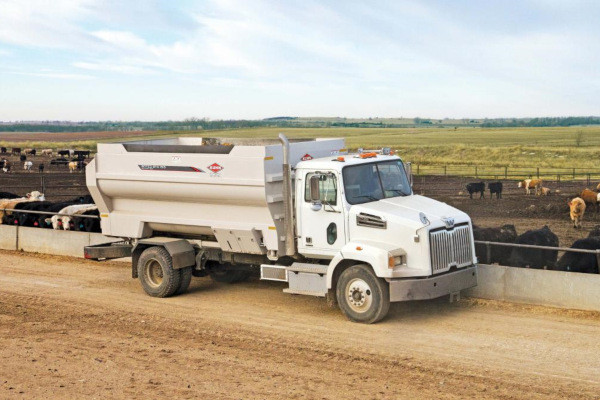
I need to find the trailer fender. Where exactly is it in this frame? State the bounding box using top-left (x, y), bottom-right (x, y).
top-left (326, 241), bottom-right (391, 289)
top-left (132, 238), bottom-right (196, 278)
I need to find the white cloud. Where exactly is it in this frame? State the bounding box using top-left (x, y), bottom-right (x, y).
top-left (9, 71), bottom-right (94, 80)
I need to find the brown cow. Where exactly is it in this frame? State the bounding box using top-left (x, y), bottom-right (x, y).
top-left (579, 189), bottom-right (599, 212)
top-left (569, 197), bottom-right (586, 228)
top-left (518, 179), bottom-right (543, 195)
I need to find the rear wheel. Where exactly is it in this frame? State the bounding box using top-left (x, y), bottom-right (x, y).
top-left (176, 266), bottom-right (193, 295)
top-left (336, 264), bottom-right (390, 324)
top-left (137, 247), bottom-right (181, 298)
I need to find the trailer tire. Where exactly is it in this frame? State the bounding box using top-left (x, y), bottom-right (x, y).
top-left (176, 266), bottom-right (193, 295)
top-left (336, 264), bottom-right (390, 324)
top-left (137, 246), bottom-right (181, 298)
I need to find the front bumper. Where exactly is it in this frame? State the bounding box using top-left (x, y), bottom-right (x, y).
top-left (388, 265), bottom-right (478, 302)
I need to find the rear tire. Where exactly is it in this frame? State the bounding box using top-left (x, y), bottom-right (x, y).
top-left (176, 266), bottom-right (193, 295)
top-left (137, 247), bottom-right (181, 298)
top-left (336, 264), bottom-right (390, 324)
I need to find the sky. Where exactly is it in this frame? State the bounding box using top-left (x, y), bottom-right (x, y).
top-left (0, 0), bottom-right (598, 121)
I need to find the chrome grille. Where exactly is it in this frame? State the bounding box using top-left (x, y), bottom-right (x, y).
top-left (429, 224), bottom-right (473, 273)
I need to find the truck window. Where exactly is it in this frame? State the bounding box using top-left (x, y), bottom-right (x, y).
top-left (304, 173), bottom-right (337, 205)
top-left (343, 160), bottom-right (411, 205)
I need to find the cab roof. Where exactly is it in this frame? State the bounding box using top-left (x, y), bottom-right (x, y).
top-left (295, 153), bottom-right (402, 172)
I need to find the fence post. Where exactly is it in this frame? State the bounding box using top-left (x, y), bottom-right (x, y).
top-left (444, 165), bottom-right (447, 176)
top-left (573, 168), bottom-right (575, 179)
top-left (475, 166), bottom-right (478, 178)
top-left (485, 242), bottom-right (491, 264)
top-left (557, 174), bottom-right (560, 183)
top-left (587, 174), bottom-right (591, 186)
top-left (596, 251), bottom-right (600, 272)
top-left (417, 164), bottom-right (420, 175)
top-left (504, 166), bottom-right (507, 179)
top-left (537, 167), bottom-right (540, 178)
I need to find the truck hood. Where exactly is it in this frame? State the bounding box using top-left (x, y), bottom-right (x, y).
top-left (350, 194), bottom-right (470, 230)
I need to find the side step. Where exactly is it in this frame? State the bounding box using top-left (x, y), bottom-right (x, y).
top-left (84, 241), bottom-right (132, 260)
top-left (260, 263), bottom-right (328, 297)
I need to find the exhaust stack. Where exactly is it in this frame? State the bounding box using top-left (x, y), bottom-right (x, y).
top-left (279, 133), bottom-right (296, 256)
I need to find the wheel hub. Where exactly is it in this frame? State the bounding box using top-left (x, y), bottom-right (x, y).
top-left (346, 278), bottom-right (373, 312)
top-left (145, 259), bottom-right (164, 288)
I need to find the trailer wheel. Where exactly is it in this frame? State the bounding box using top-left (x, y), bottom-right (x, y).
top-left (175, 266), bottom-right (193, 295)
top-left (137, 246), bottom-right (181, 298)
top-left (336, 264), bottom-right (390, 324)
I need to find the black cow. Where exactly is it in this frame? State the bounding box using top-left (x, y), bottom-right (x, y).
top-left (0, 192), bottom-right (19, 199)
top-left (50, 158), bottom-right (69, 165)
top-left (2, 201), bottom-right (45, 225)
top-left (12, 148), bottom-right (21, 155)
top-left (473, 224), bottom-right (517, 265)
top-left (554, 237), bottom-right (600, 274)
top-left (39, 163), bottom-right (44, 173)
top-left (488, 182), bottom-right (503, 199)
top-left (73, 208), bottom-right (100, 232)
top-left (15, 201), bottom-right (50, 227)
top-left (1, 159), bottom-right (11, 173)
top-left (25, 149), bottom-right (36, 156)
top-left (19, 155), bottom-right (26, 162)
top-left (508, 226), bottom-right (559, 269)
top-left (73, 150), bottom-right (90, 159)
top-left (0, 147), bottom-right (6, 154)
top-left (72, 195), bottom-right (94, 204)
top-left (57, 150), bottom-right (70, 157)
top-left (466, 182), bottom-right (485, 199)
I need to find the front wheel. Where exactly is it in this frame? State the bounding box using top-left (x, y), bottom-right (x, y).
top-left (336, 264), bottom-right (390, 324)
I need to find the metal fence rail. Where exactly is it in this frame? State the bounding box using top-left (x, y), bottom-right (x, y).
top-left (0, 208), bottom-right (100, 219)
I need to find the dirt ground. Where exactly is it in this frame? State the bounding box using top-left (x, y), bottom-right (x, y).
top-left (1, 250), bottom-right (599, 399)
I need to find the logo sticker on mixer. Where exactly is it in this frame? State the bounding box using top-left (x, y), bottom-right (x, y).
top-left (301, 154), bottom-right (313, 161)
top-left (138, 165), bottom-right (205, 172)
top-left (207, 163), bottom-right (224, 175)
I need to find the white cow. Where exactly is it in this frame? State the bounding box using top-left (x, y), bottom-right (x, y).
top-left (23, 161), bottom-right (33, 172)
top-left (47, 204), bottom-right (97, 230)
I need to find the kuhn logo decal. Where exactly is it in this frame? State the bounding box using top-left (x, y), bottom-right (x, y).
top-left (301, 154), bottom-right (313, 161)
top-left (139, 165), bottom-right (204, 172)
top-left (207, 163), bottom-right (224, 175)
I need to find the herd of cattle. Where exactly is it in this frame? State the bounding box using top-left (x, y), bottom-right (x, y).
top-left (474, 224), bottom-right (600, 274)
top-left (0, 191), bottom-right (99, 232)
top-left (0, 147), bottom-right (91, 173)
top-left (466, 178), bottom-right (600, 229)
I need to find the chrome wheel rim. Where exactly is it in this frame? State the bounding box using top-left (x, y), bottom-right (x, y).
top-left (144, 259), bottom-right (163, 288)
top-left (346, 278), bottom-right (373, 313)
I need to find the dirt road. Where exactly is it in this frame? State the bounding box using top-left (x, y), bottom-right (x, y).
top-left (1, 250), bottom-right (599, 399)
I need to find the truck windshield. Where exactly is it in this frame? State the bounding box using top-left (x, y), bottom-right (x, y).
top-left (343, 160), bottom-right (411, 204)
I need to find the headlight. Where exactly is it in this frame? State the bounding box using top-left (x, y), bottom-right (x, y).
top-left (388, 254), bottom-right (406, 268)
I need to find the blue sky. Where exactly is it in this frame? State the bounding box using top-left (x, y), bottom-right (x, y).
top-left (0, 0), bottom-right (598, 121)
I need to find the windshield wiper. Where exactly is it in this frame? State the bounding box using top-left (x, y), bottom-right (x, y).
top-left (386, 189), bottom-right (407, 196)
top-left (353, 195), bottom-right (380, 202)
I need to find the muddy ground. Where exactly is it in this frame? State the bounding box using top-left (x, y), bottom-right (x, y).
top-left (0, 250), bottom-right (599, 399)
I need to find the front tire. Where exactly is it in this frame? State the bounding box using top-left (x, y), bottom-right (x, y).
top-left (336, 264), bottom-right (390, 324)
top-left (137, 247), bottom-right (181, 298)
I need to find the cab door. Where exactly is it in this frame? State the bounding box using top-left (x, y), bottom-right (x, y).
top-left (296, 170), bottom-right (346, 257)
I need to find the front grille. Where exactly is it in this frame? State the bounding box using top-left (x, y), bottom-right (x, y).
top-left (429, 223), bottom-right (473, 273)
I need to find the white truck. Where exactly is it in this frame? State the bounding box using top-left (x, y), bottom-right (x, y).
top-left (85, 134), bottom-right (477, 323)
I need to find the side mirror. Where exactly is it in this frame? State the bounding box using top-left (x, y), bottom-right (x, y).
top-left (310, 175), bottom-right (321, 202)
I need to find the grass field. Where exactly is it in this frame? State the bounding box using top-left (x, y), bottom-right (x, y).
top-left (2, 125), bottom-right (600, 170)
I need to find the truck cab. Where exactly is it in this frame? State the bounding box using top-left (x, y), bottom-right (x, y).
top-left (285, 150), bottom-right (477, 322)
